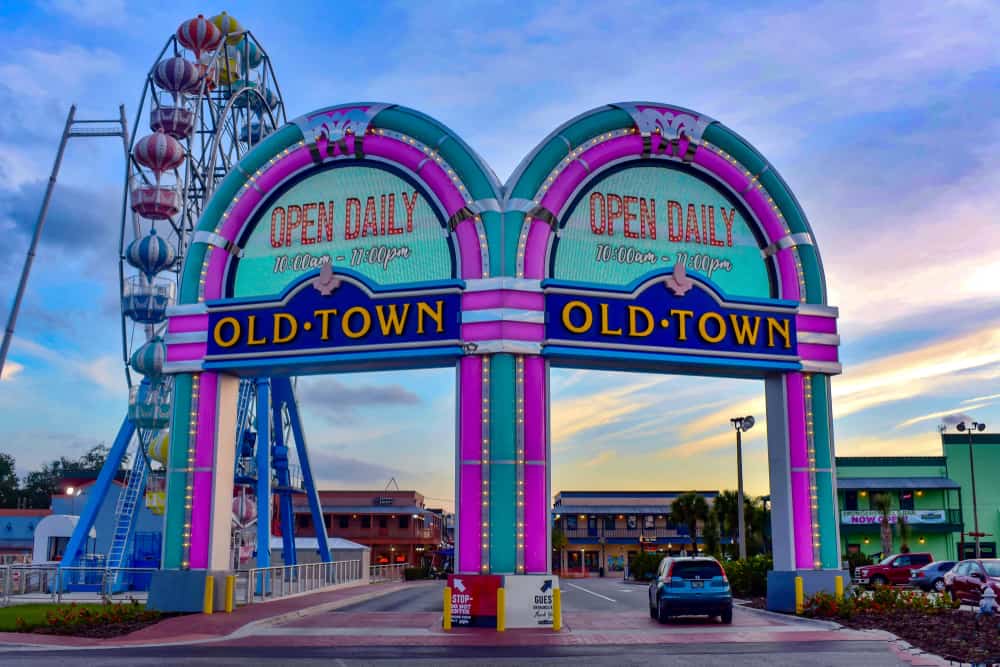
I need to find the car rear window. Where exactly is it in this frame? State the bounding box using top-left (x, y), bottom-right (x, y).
top-left (984, 562), bottom-right (1000, 577)
top-left (671, 561), bottom-right (723, 579)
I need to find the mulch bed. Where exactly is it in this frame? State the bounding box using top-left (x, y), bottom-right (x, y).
top-left (28, 617), bottom-right (168, 638)
top-left (838, 609), bottom-right (1000, 665)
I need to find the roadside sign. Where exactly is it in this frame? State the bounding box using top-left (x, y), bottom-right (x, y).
top-left (503, 574), bottom-right (560, 628)
top-left (447, 574), bottom-right (501, 628)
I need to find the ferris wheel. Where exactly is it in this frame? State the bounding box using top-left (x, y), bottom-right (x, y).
top-left (104, 12), bottom-right (285, 570)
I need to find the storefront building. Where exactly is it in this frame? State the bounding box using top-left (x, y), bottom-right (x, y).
top-left (551, 490), bottom-right (721, 575)
top-left (837, 431), bottom-right (1000, 562)
top-left (943, 431), bottom-right (999, 559)
top-left (284, 489), bottom-right (448, 567)
top-left (835, 456), bottom-right (963, 561)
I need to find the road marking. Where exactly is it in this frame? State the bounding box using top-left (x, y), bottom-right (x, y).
top-left (618, 588), bottom-right (637, 593)
top-left (567, 582), bottom-right (616, 602)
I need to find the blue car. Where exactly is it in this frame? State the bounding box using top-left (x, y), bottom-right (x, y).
top-left (648, 556), bottom-right (733, 624)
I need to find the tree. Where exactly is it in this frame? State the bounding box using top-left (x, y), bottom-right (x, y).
top-left (18, 443), bottom-right (121, 509)
top-left (896, 513), bottom-right (912, 554)
top-left (871, 493), bottom-right (894, 557)
top-left (704, 511), bottom-right (722, 558)
top-left (672, 492), bottom-right (709, 556)
top-left (552, 525), bottom-right (568, 574)
top-left (0, 453), bottom-right (18, 508)
top-left (712, 490), bottom-right (740, 556)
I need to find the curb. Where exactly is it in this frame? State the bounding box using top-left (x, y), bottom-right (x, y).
top-left (0, 580), bottom-right (421, 652)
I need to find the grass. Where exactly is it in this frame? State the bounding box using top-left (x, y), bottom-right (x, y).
top-left (0, 603), bottom-right (106, 632)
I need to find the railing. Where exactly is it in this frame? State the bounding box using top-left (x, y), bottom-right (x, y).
top-left (563, 527), bottom-right (680, 539)
top-left (369, 563), bottom-right (409, 583)
top-left (1, 566), bottom-right (157, 606)
top-left (237, 559), bottom-right (362, 605)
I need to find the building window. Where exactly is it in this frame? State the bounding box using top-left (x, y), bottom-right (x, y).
top-left (361, 516), bottom-right (371, 529)
top-left (844, 490), bottom-right (858, 511)
top-left (399, 515), bottom-right (410, 530)
top-left (603, 516), bottom-right (616, 531)
top-left (643, 515), bottom-right (655, 530)
top-left (338, 515), bottom-right (349, 529)
top-left (296, 514), bottom-right (311, 530)
top-left (565, 516), bottom-right (578, 531)
top-left (867, 492), bottom-right (879, 510)
top-left (899, 491), bottom-right (914, 511)
top-left (378, 517), bottom-right (388, 529)
top-left (626, 515), bottom-right (638, 530)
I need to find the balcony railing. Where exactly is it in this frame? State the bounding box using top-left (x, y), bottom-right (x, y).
top-left (563, 527), bottom-right (681, 540)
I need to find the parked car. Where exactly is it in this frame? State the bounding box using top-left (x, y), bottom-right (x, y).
top-left (648, 556), bottom-right (732, 624)
top-left (944, 559), bottom-right (1000, 605)
top-left (910, 560), bottom-right (956, 592)
top-left (853, 552), bottom-right (933, 587)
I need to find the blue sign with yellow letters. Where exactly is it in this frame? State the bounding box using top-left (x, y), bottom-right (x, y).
top-left (544, 267), bottom-right (798, 368)
top-left (205, 268), bottom-right (462, 370)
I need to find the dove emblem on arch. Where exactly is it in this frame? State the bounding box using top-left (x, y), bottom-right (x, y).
top-left (665, 261), bottom-right (694, 296)
top-left (312, 259), bottom-right (341, 296)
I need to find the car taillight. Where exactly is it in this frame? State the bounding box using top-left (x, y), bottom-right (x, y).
top-left (663, 562), bottom-right (674, 584)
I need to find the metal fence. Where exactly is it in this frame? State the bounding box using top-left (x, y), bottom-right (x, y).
top-left (369, 563), bottom-right (409, 583)
top-left (1, 565), bottom-right (157, 606)
top-left (237, 559), bottom-right (363, 605)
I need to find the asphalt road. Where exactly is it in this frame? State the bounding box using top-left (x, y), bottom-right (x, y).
top-left (0, 640), bottom-right (903, 666)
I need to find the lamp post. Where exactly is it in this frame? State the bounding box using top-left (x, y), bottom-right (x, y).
top-left (730, 415), bottom-right (755, 560)
top-left (956, 420), bottom-right (986, 558)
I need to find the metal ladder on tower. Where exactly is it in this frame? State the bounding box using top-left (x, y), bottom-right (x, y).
top-left (105, 430), bottom-right (151, 588)
top-left (234, 378), bottom-right (256, 480)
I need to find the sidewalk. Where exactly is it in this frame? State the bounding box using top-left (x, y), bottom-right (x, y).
top-left (0, 579), bottom-right (416, 649)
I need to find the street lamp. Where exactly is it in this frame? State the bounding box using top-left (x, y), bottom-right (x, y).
top-left (730, 415), bottom-right (755, 560)
top-left (956, 420), bottom-right (986, 558)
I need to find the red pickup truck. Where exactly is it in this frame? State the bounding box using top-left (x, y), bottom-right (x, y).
top-left (854, 552), bottom-right (933, 587)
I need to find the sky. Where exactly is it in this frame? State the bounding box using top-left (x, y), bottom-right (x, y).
top-left (0, 1), bottom-right (997, 511)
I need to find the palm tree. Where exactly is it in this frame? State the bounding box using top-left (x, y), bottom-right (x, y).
top-left (713, 490), bottom-right (740, 556)
top-left (672, 492), bottom-right (709, 556)
top-left (896, 513), bottom-right (912, 554)
top-left (552, 526), bottom-right (568, 574)
top-left (871, 492), bottom-right (894, 557)
top-left (704, 511), bottom-right (722, 558)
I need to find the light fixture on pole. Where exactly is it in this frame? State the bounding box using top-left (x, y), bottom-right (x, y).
top-left (730, 415), bottom-right (755, 560)
top-left (956, 420), bottom-right (986, 558)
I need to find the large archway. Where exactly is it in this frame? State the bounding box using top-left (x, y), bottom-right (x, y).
top-left (157, 102), bottom-right (842, 612)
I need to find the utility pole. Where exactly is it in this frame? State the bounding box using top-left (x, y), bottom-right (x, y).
top-left (0, 105), bottom-right (128, 379)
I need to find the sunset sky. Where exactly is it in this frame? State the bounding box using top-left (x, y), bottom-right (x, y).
top-left (0, 1), bottom-right (997, 510)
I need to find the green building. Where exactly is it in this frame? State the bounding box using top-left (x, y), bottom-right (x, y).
top-left (942, 431), bottom-right (999, 559)
top-left (835, 431), bottom-right (999, 562)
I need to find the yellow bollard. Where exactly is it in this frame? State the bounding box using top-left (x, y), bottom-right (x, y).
top-left (225, 574), bottom-right (235, 613)
top-left (497, 587), bottom-right (506, 632)
top-left (834, 575), bottom-right (844, 602)
top-left (442, 586), bottom-right (452, 631)
top-left (203, 575), bottom-right (215, 615)
top-left (553, 588), bottom-right (562, 632)
top-left (794, 576), bottom-right (804, 615)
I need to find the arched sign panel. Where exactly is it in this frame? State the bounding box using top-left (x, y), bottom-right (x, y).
top-left (552, 162), bottom-right (772, 299)
top-left (230, 162), bottom-right (456, 298)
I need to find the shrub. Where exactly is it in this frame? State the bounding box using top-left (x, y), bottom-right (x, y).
top-left (803, 586), bottom-right (959, 620)
top-left (403, 566), bottom-right (429, 580)
top-left (628, 552), bottom-right (662, 581)
top-left (722, 555), bottom-right (772, 597)
top-left (843, 551), bottom-right (873, 577)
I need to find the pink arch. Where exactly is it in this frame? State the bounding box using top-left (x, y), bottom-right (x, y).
top-left (185, 133), bottom-right (484, 567)
top-left (520, 132), bottom-right (813, 569)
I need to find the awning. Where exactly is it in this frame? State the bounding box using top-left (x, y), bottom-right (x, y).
top-left (836, 477), bottom-right (960, 490)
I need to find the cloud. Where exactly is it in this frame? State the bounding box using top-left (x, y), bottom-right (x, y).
top-left (307, 449), bottom-right (399, 486)
top-left (42, 0), bottom-right (127, 27)
top-left (895, 405), bottom-right (993, 430)
top-left (9, 337), bottom-right (123, 394)
top-left (582, 450), bottom-right (615, 468)
top-left (550, 375), bottom-right (669, 448)
top-left (0, 361), bottom-right (23, 381)
top-left (0, 180), bottom-right (121, 268)
top-left (296, 377), bottom-right (421, 421)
